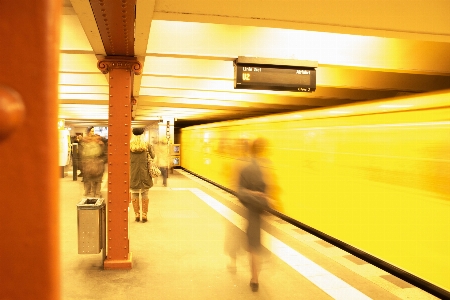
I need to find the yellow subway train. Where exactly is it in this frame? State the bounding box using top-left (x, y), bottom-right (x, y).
top-left (180, 89), bottom-right (450, 293)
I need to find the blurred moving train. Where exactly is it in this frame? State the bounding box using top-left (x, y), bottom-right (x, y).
top-left (180, 89), bottom-right (450, 293)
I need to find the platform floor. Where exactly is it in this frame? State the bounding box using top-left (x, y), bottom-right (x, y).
top-left (60, 169), bottom-right (438, 300)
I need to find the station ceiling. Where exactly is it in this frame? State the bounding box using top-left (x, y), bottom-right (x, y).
top-left (60, 0), bottom-right (450, 129)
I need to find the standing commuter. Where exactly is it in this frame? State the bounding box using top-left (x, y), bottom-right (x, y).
top-left (155, 137), bottom-right (170, 187)
top-left (236, 137), bottom-right (272, 292)
top-left (130, 128), bottom-right (155, 223)
top-left (75, 134), bottom-right (84, 177)
top-left (81, 126), bottom-right (107, 197)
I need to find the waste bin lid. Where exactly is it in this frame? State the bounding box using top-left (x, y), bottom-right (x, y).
top-left (77, 197), bottom-right (104, 209)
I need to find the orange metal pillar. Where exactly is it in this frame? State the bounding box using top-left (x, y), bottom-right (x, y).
top-left (98, 57), bottom-right (141, 269)
top-left (0, 0), bottom-right (60, 299)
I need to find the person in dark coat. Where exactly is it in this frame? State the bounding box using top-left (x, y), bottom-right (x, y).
top-left (237, 137), bottom-right (271, 292)
top-left (81, 126), bottom-right (107, 197)
top-left (130, 127), bottom-right (155, 223)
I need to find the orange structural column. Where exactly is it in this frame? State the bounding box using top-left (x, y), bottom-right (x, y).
top-left (98, 57), bottom-right (142, 270)
top-left (0, 0), bottom-right (60, 299)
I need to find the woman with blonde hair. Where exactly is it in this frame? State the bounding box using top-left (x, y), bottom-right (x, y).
top-left (130, 128), bottom-right (155, 222)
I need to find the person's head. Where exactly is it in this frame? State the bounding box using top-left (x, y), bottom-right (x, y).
top-left (87, 126), bottom-right (95, 136)
top-left (130, 128), bottom-right (147, 152)
top-left (250, 137), bottom-right (268, 157)
top-left (132, 128), bottom-right (145, 136)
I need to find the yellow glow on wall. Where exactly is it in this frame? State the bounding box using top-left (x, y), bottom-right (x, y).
top-left (148, 20), bottom-right (414, 71)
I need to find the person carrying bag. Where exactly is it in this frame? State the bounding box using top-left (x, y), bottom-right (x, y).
top-left (129, 128), bottom-right (155, 223)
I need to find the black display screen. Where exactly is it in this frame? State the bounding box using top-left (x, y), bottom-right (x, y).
top-left (235, 65), bottom-right (316, 92)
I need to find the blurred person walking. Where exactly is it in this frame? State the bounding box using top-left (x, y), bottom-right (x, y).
top-left (81, 126), bottom-right (107, 197)
top-left (155, 137), bottom-right (170, 187)
top-left (75, 134), bottom-right (83, 177)
top-left (130, 128), bottom-right (155, 223)
top-left (237, 137), bottom-right (272, 292)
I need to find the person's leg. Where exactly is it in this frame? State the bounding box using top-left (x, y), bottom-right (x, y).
top-left (131, 192), bottom-right (140, 221)
top-left (224, 224), bottom-right (240, 272)
top-left (249, 251), bottom-right (260, 292)
top-left (93, 181), bottom-right (102, 197)
top-left (162, 167), bottom-right (168, 186)
top-left (250, 252), bottom-right (260, 281)
top-left (84, 179), bottom-right (94, 197)
top-left (83, 181), bottom-right (89, 196)
top-left (141, 190), bottom-right (149, 222)
top-left (247, 211), bottom-right (261, 292)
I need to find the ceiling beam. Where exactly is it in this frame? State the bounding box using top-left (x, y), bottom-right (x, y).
top-left (89, 0), bottom-right (136, 56)
top-left (69, 0), bottom-right (105, 54)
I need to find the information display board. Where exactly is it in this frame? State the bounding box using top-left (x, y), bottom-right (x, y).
top-left (234, 57), bottom-right (317, 92)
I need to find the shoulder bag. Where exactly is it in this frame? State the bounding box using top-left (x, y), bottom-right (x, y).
top-left (147, 152), bottom-right (161, 178)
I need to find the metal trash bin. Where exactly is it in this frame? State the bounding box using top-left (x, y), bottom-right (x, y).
top-left (77, 197), bottom-right (105, 254)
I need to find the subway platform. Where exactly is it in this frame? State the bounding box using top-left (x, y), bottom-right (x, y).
top-left (60, 168), bottom-right (438, 300)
